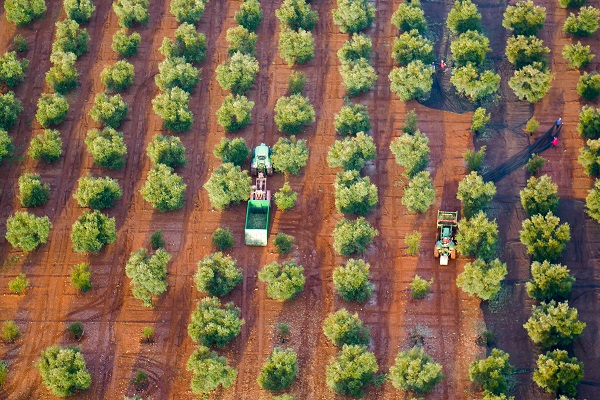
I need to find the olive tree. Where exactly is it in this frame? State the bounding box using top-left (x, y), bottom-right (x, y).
top-left (389, 346), bottom-right (444, 396)
top-left (391, 0), bottom-right (428, 33)
top-left (216, 94), bottom-right (254, 132)
top-left (450, 65), bottom-right (501, 102)
top-left (469, 349), bottom-right (514, 396)
top-left (140, 164), bottom-right (186, 211)
top-left (5, 211), bottom-right (52, 252)
top-left (186, 346), bottom-right (237, 395)
top-left (332, 258), bottom-right (374, 302)
top-left (213, 137), bottom-right (249, 166)
top-left (502, 0), bottom-right (546, 36)
top-left (586, 179), bottom-right (600, 222)
top-left (471, 107), bottom-right (490, 134)
top-left (577, 72), bottom-right (600, 101)
top-left (392, 29), bottom-right (435, 66)
top-left (71, 210), bottom-right (116, 253)
top-left (36, 346), bottom-right (91, 397)
top-left (147, 134), bottom-right (187, 168)
top-left (520, 212), bottom-right (571, 262)
top-left (272, 136), bottom-right (309, 175)
top-left (73, 175), bottom-right (122, 209)
top-left (258, 261), bottom-right (306, 301)
top-left (29, 129), bottom-right (62, 162)
top-left (578, 106), bottom-right (600, 138)
top-left (389, 60), bottom-right (434, 102)
top-left (4, 0), bottom-right (46, 26)
top-left (203, 163), bottom-right (251, 209)
top-left (212, 227), bottom-right (234, 251)
top-left (457, 171), bottom-right (496, 218)
top-left (334, 170), bottom-right (378, 215)
top-left (170, 0), bottom-right (205, 24)
top-left (89, 92), bottom-right (128, 128)
top-left (257, 348), bottom-right (298, 391)
top-left (332, 0), bottom-right (375, 33)
top-left (155, 57), bottom-right (199, 93)
top-left (326, 344), bottom-right (378, 397)
top-left (278, 28), bottom-right (315, 66)
top-left (562, 42), bottom-right (594, 69)
top-left (563, 6), bottom-right (600, 37)
top-left (0, 51), bottom-right (29, 87)
top-left (447, 0), bottom-right (481, 34)
top-left (339, 58), bottom-right (377, 96)
top-left (505, 35), bottom-right (550, 69)
top-left (327, 132), bottom-right (376, 171)
top-left (287, 71), bottom-right (306, 94)
top-left (84, 127), bottom-right (127, 169)
top-left (112, 29), bottom-right (141, 56)
top-left (579, 140), bottom-right (600, 178)
top-left (64, 0), bottom-right (95, 23)
top-left (276, 0), bottom-right (318, 30)
top-left (509, 63), bottom-right (553, 103)
top-left (0, 130), bottom-right (13, 163)
top-left (36, 93), bottom-right (69, 128)
top-left (194, 252), bottom-right (242, 297)
top-left (334, 103), bottom-right (371, 136)
top-left (456, 211), bottom-right (499, 261)
top-left (520, 174), bottom-right (559, 216)
top-left (337, 33), bottom-right (372, 62)
top-left (188, 296), bottom-right (244, 347)
top-left (451, 30), bottom-right (490, 67)
top-left (323, 309), bottom-right (370, 346)
top-left (0, 91), bottom-right (22, 130)
top-left (275, 182), bottom-right (297, 210)
top-left (216, 52), bottom-right (259, 94)
top-left (160, 23), bottom-right (207, 64)
top-left (226, 26), bottom-right (257, 56)
top-left (52, 20), bottom-right (89, 57)
top-left (70, 262), bottom-right (91, 292)
top-left (113, 0), bottom-right (149, 28)
top-left (18, 173), bottom-right (49, 207)
top-left (151, 87), bottom-right (193, 132)
top-left (390, 131), bottom-right (430, 178)
top-left (125, 248), bottom-right (171, 307)
top-left (403, 171), bottom-right (435, 213)
top-left (333, 216), bottom-right (378, 256)
top-left (456, 258), bottom-right (507, 300)
top-left (524, 301), bottom-right (586, 348)
top-left (274, 94), bottom-right (315, 134)
top-left (46, 51), bottom-right (78, 94)
top-left (100, 60), bottom-right (134, 91)
top-left (235, 0), bottom-right (263, 31)
top-left (533, 350), bottom-right (583, 397)
top-left (526, 261), bottom-right (575, 301)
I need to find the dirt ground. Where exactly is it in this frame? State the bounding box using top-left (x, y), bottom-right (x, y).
top-left (0, 0), bottom-right (598, 399)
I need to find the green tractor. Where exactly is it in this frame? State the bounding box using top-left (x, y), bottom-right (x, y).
top-left (434, 211), bottom-right (457, 266)
top-left (251, 143), bottom-right (273, 176)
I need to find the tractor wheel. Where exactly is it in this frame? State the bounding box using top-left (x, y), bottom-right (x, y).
top-left (251, 167), bottom-right (257, 176)
top-left (267, 167), bottom-right (273, 176)
top-left (434, 248), bottom-right (439, 258)
top-left (450, 249), bottom-right (456, 260)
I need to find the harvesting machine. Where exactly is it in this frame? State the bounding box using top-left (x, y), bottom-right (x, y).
top-left (245, 144), bottom-right (273, 246)
top-left (434, 210), bottom-right (458, 265)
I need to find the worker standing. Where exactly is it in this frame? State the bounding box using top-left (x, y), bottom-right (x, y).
top-left (552, 136), bottom-right (559, 147)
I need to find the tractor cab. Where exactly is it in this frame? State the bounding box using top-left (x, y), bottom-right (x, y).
top-left (251, 143), bottom-right (273, 176)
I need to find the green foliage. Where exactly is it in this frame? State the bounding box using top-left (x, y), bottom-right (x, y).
top-left (559, 0), bottom-right (586, 7)
top-left (520, 174), bottom-right (559, 216)
top-left (410, 275), bottom-right (433, 299)
top-left (216, 52), bottom-right (259, 94)
top-left (450, 65), bottom-right (501, 102)
top-left (456, 211), bottom-right (499, 261)
top-left (113, 0), bottom-right (149, 27)
top-left (275, 182), bottom-right (297, 210)
top-left (155, 57), bottom-right (199, 93)
top-left (563, 6), bottom-right (600, 37)
top-left (586, 179), bottom-right (600, 222)
top-left (526, 261), bottom-right (574, 301)
top-left (258, 261), bottom-right (305, 301)
top-left (0, 91), bottom-right (22, 130)
top-left (577, 72), bottom-right (600, 100)
top-left (188, 296), bottom-right (244, 347)
top-left (146, 134), bottom-right (187, 168)
top-left (526, 154), bottom-right (546, 175)
top-left (392, 29), bottom-right (435, 66)
top-left (131, 370), bottom-right (148, 390)
top-left (112, 29), bottom-right (141, 56)
top-left (0, 129), bottom-right (12, 163)
top-left (71, 210), bottom-right (116, 253)
top-left (151, 86), bottom-right (193, 132)
top-left (339, 58), bottom-right (377, 96)
top-left (226, 26), bottom-right (257, 56)
top-left (533, 350), bottom-right (583, 397)
top-left (18, 173), bottom-right (49, 207)
top-left (46, 52), bottom-right (78, 94)
top-left (257, 347), bottom-right (298, 391)
top-left (12, 34), bottom-right (28, 53)
top-left (274, 233), bottom-right (295, 254)
top-left (327, 132), bottom-right (376, 171)
top-left (334, 103), bottom-right (371, 136)
top-left (186, 345), bottom-right (237, 395)
top-left (326, 344), bottom-right (378, 397)
top-left (160, 23), bottom-right (207, 64)
top-left (6, 211), bottom-right (51, 252)
top-left (471, 108), bottom-right (490, 134)
top-left (402, 171), bottom-right (435, 213)
top-left (389, 60), bottom-right (434, 101)
top-left (578, 105), bottom-right (600, 139)
top-left (334, 170), bottom-right (378, 215)
top-left (576, 140), bottom-right (598, 175)
top-left (150, 230), bottom-right (165, 249)
top-left (0, 51), bottom-right (29, 88)
top-left (524, 301), bottom-right (586, 348)
top-left (1, 321), bottom-right (20, 343)
top-left (140, 164), bottom-right (186, 211)
top-left (125, 248), bottom-right (170, 307)
top-left (70, 262), bottom-right (91, 292)
top-left (73, 175), bottom-right (122, 209)
top-left (271, 136), bottom-right (309, 176)
top-left (274, 94), bottom-right (315, 134)
top-left (405, 231), bottom-right (421, 255)
top-left (8, 274), bottom-right (29, 294)
top-left (562, 42), bottom-right (594, 69)
top-left (391, 0), bottom-right (428, 33)
top-left (203, 163), bottom-right (251, 209)
top-left (287, 71), bottom-right (306, 95)
top-left (36, 93), bottom-right (69, 128)
top-left (84, 127), bottom-right (127, 169)
top-left (276, 0), bottom-right (318, 30)
top-left (447, 0), bottom-right (482, 34)
top-left (464, 145), bottom-right (486, 173)
top-left (216, 94), bottom-right (254, 132)
top-left (525, 117), bottom-right (540, 134)
top-left (389, 346), bottom-right (444, 395)
top-left (141, 326), bottom-right (154, 343)
top-left (213, 137), bottom-right (249, 166)
top-left (323, 309), bottom-right (370, 346)
top-left (235, 0), bottom-right (263, 31)
top-left (194, 252), bottom-right (242, 297)
top-left (170, 0), bottom-right (206, 24)
top-left (520, 212), bottom-right (571, 262)
top-left (36, 346), bottom-right (91, 397)
top-left (100, 60), bottom-right (134, 91)
top-left (4, 0), bottom-right (46, 26)
top-left (212, 227), bottom-right (234, 251)
top-left (505, 35), bottom-right (549, 69)
top-left (332, 0), bottom-right (376, 33)
top-left (469, 349), bottom-right (514, 396)
top-left (333, 216), bottom-right (378, 256)
top-left (451, 30), bottom-right (490, 67)
top-left (0, 360), bottom-right (7, 386)
top-left (457, 171), bottom-right (496, 218)
top-left (89, 92), bottom-right (128, 128)
top-left (333, 258), bottom-right (374, 302)
top-left (278, 28), bottom-right (315, 66)
top-left (67, 322), bottom-right (84, 340)
top-left (457, 258), bottom-right (507, 300)
top-left (64, 0), bottom-right (95, 23)
top-left (502, 0), bottom-right (546, 36)
top-left (338, 33), bottom-right (372, 62)
top-left (52, 20), bottom-right (89, 57)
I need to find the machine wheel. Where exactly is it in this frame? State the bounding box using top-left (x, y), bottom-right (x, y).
top-left (267, 167), bottom-right (273, 176)
top-left (251, 167), bottom-right (257, 176)
top-left (434, 248), bottom-right (439, 258)
top-left (450, 249), bottom-right (456, 260)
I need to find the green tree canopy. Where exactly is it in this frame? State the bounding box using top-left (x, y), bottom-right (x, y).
top-left (274, 181), bottom-right (297, 210)
top-left (533, 350), bottom-right (583, 397)
top-left (36, 93), bottom-right (69, 128)
top-left (226, 26), bottom-right (257, 56)
top-left (272, 136), bottom-right (309, 175)
top-left (64, 0), bottom-right (95, 23)
top-left (392, 29), bottom-right (435, 66)
top-left (89, 92), bottom-right (128, 128)
top-left (339, 58), bottom-right (377, 96)
top-left (276, 0), bottom-right (318, 30)
top-left (203, 163), bottom-right (251, 209)
top-left (334, 170), bottom-right (378, 215)
top-left (563, 6), bottom-right (600, 37)
top-left (274, 94), bottom-right (315, 134)
top-left (70, 262), bottom-right (91, 292)
top-left (456, 211), bottom-right (499, 261)
top-left (4, 0), bottom-right (46, 26)
top-left (258, 261), bottom-right (306, 301)
top-left (29, 129), bottom-right (62, 162)
top-left (391, 0), bottom-right (428, 33)
top-left (6, 211), bottom-right (52, 252)
top-left (586, 178), bottom-right (600, 222)
top-left (0, 51), bottom-right (29, 87)
top-left (113, 0), bottom-right (149, 27)
top-left (333, 258), bottom-right (374, 302)
top-left (125, 248), bottom-right (171, 306)
top-left (389, 346), bottom-right (444, 395)
top-left (0, 129), bottom-right (13, 163)
top-left (509, 63), bottom-right (553, 103)
top-left (216, 52), bottom-right (259, 94)
top-left (194, 252), bottom-right (243, 297)
top-left (213, 137), bottom-right (249, 166)
top-left (520, 211), bottom-right (571, 262)
top-left (457, 171), bottom-right (496, 218)
top-left (71, 210), bottom-right (116, 253)
top-left (186, 345), bottom-right (237, 395)
top-left (577, 72), bottom-right (600, 101)
top-left (562, 41), bottom-right (594, 69)
top-left (327, 132), bottom-right (376, 171)
top-left (332, 0), bottom-right (376, 33)
top-left (100, 60), bottom-right (135, 91)
top-left (257, 347), bottom-right (298, 391)
top-left (170, 0), bottom-right (206, 24)
top-left (471, 107), bottom-right (490, 134)
top-left (0, 91), bottom-right (22, 130)
top-left (450, 65), bottom-right (501, 102)
top-left (216, 94), bottom-right (254, 132)
top-left (334, 103), bottom-right (371, 136)
top-left (447, 0), bottom-right (482, 34)
top-left (155, 57), bottom-right (200, 93)
top-left (112, 29), bottom-right (141, 56)
top-left (505, 35), bottom-right (550, 69)
top-left (450, 30), bottom-right (490, 67)
top-left (526, 261), bottom-right (575, 301)
top-left (323, 308), bottom-right (370, 347)
top-left (73, 175), bottom-right (122, 209)
top-left (337, 33), bottom-right (372, 62)
top-left (579, 138), bottom-right (600, 175)
top-left (578, 106), bottom-right (600, 139)
top-left (520, 174), bottom-right (559, 216)
top-left (151, 86), bottom-right (193, 132)
top-left (140, 164), bottom-right (186, 211)
top-left (36, 346), bottom-right (91, 397)
top-left (18, 173), bottom-right (49, 208)
top-left (457, 258), bottom-right (507, 300)
top-left (524, 301), bottom-right (586, 348)
top-left (333, 216), bottom-right (378, 256)
top-left (160, 23), bottom-right (207, 64)
top-left (402, 171), bottom-right (435, 213)
top-left (502, 0), bottom-right (546, 36)
top-left (389, 60), bottom-right (434, 101)
top-left (52, 20), bottom-right (89, 57)
top-left (235, 0), bottom-right (263, 31)
top-left (84, 127), bottom-right (127, 169)
top-left (326, 344), bottom-right (378, 397)
top-left (469, 348), bottom-right (514, 396)
top-left (146, 134), bottom-right (187, 168)
top-left (188, 296), bottom-right (244, 347)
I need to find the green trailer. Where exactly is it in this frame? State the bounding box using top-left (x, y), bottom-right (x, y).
top-left (245, 199), bottom-right (270, 246)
